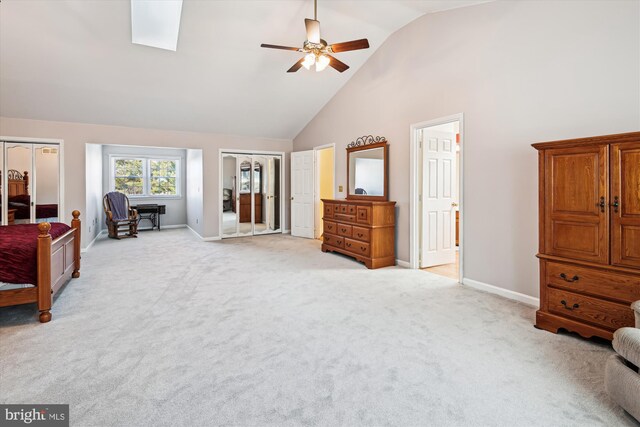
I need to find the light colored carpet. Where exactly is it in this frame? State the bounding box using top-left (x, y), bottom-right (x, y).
top-left (0, 229), bottom-right (637, 426)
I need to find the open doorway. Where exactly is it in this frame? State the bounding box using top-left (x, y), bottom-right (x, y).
top-left (314, 144), bottom-right (335, 239)
top-left (410, 114), bottom-right (463, 282)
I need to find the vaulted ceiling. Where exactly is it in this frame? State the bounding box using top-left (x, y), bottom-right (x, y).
top-left (0, 0), bottom-right (488, 139)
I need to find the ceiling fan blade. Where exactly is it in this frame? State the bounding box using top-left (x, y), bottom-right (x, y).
top-left (287, 57), bottom-right (306, 73)
top-left (327, 55), bottom-right (349, 73)
top-left (261, 44), bottom-right (302, 52)
top-left (329, 39), bottom-right (370, 53)
top-left (305, 18), bottom-right (321, 44)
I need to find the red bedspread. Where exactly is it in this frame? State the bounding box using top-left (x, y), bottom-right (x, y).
top-left (0, 223), bottom-right (71, 285)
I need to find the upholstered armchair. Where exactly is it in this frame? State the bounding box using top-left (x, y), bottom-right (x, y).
top-left (605, 301), bottom-right (640, 421)
top-left (103, 192), bottom-right (138, 239)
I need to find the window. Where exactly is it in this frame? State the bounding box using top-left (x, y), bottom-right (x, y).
top-left (111, 156), bottom-right (180, 197)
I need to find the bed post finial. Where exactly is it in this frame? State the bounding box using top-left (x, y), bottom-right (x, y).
top-left (38, 222), bottom-right (51, 236)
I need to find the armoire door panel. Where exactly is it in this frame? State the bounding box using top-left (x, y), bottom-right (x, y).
top-left (544, 145), bottom-right (609, 264)
top-left (611, 143), bottom-right (640, 268)
top-left (551, 221), bottom-right (600, 256)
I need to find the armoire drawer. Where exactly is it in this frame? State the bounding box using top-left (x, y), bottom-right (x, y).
top-left (323, 233), bottom-right (344, 249)
top-left (352, 226), bottom-right (370, 242)
top-left (547, 288), bottom-right (635, 331)
top-left (344, 238), bottom-right (371, 257)
top-left (546, 262), bottom-right (640, 303)
top-left (337, 224), bottom-right (352, 238)
top-left (324, 221), bottom-right (337, 235)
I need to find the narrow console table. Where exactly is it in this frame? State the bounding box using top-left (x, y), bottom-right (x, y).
top-left (131, 204), bottom-right (166, 231)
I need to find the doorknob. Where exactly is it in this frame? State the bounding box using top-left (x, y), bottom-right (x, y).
top-left (610, 196), bottom-right (620, 213)
top-left (451, 202), bottom-right (459, 207)
top-left (291, 197), bottom-right (294, 201)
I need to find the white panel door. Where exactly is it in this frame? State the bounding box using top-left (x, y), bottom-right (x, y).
top-left (421, 129), bottom-right (457, 268)
top-left (291, 150), bottom-right (314, 238)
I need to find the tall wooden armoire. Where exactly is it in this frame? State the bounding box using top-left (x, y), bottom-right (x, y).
top-left (533, 132), bottom-right (640, 340)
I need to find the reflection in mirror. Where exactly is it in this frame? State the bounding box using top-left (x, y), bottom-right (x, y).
top-left (253, 158), bottom-right (265, 233)
top-left (222, 155), bottom-right (237, 236)
top-left (349, 147), bottom-right (385, 196)
top-left (254, 155), bottom-right (281, 234)
top-left (237, 156), bottom-right (252, 235)
top-left (34, 145), bottom-right (60, 223)
top-left (6, 144), bottom-right (33, 225)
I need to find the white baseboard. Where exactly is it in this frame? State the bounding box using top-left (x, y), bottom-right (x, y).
top-left (462, 278), bottom-right (539, 308)
top-left (138, 224), bottom-right (186, 231)
top-left (81, 230), bottom-right (107, 253)
top-left (186, 225), bottom-right (221, 241)
top-left (396, 259), bottom-right (410, 268)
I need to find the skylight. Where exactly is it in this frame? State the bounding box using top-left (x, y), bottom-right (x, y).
top-left (131, 0), bottom-right (183, 51)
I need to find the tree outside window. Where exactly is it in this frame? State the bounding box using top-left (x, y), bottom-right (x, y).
top-left (112, 157), bottom-right (179, 197)
top-left (150, 160), bottom-right (177, 195)
top-left (114, 159), bottom-right (144, 195)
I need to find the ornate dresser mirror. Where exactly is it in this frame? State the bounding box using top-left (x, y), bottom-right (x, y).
top-left (346, 136), bottom-right (389, 201)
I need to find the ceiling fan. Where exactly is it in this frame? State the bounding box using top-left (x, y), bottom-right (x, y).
top-left (260, 0), bottom-right (370, 73)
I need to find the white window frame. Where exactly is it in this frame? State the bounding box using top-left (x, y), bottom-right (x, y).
top-left (109, 155), bottom-right (181, 199)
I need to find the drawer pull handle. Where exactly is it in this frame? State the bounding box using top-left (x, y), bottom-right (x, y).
top-left (346, 242), bottom-right (352, 247)
top-left (559, 273), bottom-right (579, 283)
top-left (341, 228), bottom-right (347, 232)
top-left (560, 300), bottom-right (579, 311)
top-left (357, 233), bottom-right (363, 238)
top-left (361, 246), bottom-right (366, 252)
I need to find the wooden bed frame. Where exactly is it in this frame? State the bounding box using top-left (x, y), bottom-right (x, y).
top-left (0, 210), bottom-right (81, 323)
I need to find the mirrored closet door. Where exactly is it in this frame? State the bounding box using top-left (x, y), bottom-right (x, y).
top-left (1, 141), bottom-right (61, 226)
top-left (221, 152), bottom-right (282, 238)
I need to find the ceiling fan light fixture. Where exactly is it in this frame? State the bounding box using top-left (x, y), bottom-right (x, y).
top-left (315, 54), bottom-right (330, 72)
top-left (302, 53), bottom-right (316, 70)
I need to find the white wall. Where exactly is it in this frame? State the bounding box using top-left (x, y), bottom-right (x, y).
top-left (186, 148), bottom-right (204, 236)
top-left (102, 144), bottom-right (187, 229)
top-left (0, 117), bottom-right (293, 248)
top-left (85, 143), bottom-right (103, 245)
top-left (293, 0), bottom-right (640, 298)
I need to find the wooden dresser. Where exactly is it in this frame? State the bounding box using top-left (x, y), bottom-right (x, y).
top-left (533, 132), bottom-right (640, 340)
top-left (321, 199), bottom-right (396, 269)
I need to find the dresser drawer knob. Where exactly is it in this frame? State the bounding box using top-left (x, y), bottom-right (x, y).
top-left (560, 300), bottom-right (579, 310)
top-left (341, 228), bottom-right (347, 232)
top-left (346, 242), bottom-right (352, 248)
top-left (357, 233), bottom-right (363, 238)
top-left (559, 273), bottom-right (579, 283)
top-left (360, 246), bottom-right (366, 252)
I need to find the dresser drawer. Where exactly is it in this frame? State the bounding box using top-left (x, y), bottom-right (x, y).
top-left (323, 233), bottom-right (344, 249)
top-left (334, 214), bottom-right (356, 223)
top-left (323, 203), bottom-right (334, 218)
top-left (546, 262), bottom-right (640, 303)
top-left (357, 206), bottom-right (372, 224)
top-left (547, 288), bottom-right (635, 331)
top-left (344, 238), bottom-right (371, 257)
top-left (352, 226), bottom-right (370, 242)
top-left (324, 221), bottom-right (337, 235)
top-left (337, 224), bottom-right (353, 238)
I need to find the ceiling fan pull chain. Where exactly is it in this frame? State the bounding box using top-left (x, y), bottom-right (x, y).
top-left (314, 0), bottom-right (317, 21)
